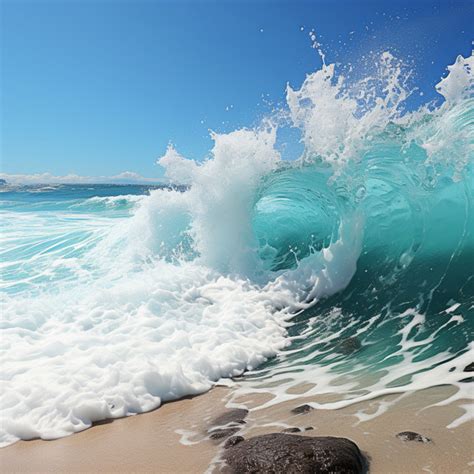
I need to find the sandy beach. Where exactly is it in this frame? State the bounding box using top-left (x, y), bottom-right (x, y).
top-left (1, 384), bottom-right (472, 473)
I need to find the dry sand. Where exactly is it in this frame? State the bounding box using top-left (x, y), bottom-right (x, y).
top-left (1, 384), bottom-right (472, 473)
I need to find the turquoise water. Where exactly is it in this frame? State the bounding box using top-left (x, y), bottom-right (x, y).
top-left (240, 98), bottom-right (474, 410)
top-left (1, 185), bottom-right (163, 294)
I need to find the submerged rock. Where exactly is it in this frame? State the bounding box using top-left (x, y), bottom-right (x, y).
top-left (208, 408), bottom-right (249, 442)
top-left (212, 408), bottom-right (248, 426)
top-left (336, 337), bottom-right (362, 355)
top-left (224, 433), bottom-right (365, 473)
top-left (210, 427), bottom-right (240, 440)
top-left (282, 427), bottom-right (302, 433)
top-left (291, 404), bottom-right (314, 415)
top-left (396, 431), bottom-right (431, 443)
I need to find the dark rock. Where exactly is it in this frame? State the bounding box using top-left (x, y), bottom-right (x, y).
top-left (224, 433), bottom-right (365, 473)
top-left (396, 431), bottom-right (431, 443)
top-left (305, 426), bottom-right (314, 431)
top-left (464, 362), bottom-right (474, 372)
top-left (208, 408), bottom-right (249, 443)
top-left (212, 408), bottom-right (249, 427)
top-left (460, 363), bottom-right (474, 382)
top-left (282, 427), bottom-right (302, 433)
top-left (336, 337), bottom-right (362, 355)
top-left (224, 436), bottom-right (245, 449)
top-left (291, 404), bottom-right (314, 415)
top-left (209, 427), bottom-right (240, 441)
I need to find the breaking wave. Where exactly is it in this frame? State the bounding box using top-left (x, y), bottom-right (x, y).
top-left (0, 50), bottom-right (473, 446)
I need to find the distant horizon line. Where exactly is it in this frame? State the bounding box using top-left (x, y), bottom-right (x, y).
top-left (0, 171), bottom-right (168, 186)
top-left (0, 182), bottom-right (174, 187)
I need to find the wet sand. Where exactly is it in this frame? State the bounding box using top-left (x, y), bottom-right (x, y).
top-left (1, 384), bottom-right (472, 473)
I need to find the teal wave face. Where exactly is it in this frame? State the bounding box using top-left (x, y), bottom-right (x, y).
top-left (246, 98), bottom-right (473, 393)
top-left (253, 165), bottom-right (343, 271)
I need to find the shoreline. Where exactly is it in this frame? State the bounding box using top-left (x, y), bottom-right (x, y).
top-left (1, 384), bottom-right (472, 473)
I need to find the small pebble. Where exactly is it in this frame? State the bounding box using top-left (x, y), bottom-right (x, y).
top-left (291, 404), bottom-right (314, 415)
top-left (396, 431), bottom-right (431, 443)
top-left (282, 427), bottom-right (301, 433)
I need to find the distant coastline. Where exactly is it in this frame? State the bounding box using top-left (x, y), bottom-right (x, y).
top-left (0, 181), bottom-right (188, 192)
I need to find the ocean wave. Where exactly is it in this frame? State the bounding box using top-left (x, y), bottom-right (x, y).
top-left (70, 194), bottom-right (147, 211)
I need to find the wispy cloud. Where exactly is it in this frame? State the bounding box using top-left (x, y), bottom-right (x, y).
top-left (0, 171), bottom-right (166, 185)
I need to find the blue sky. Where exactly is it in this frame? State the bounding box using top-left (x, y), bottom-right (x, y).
top-left (1, 0), bottom-right (472, 182)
